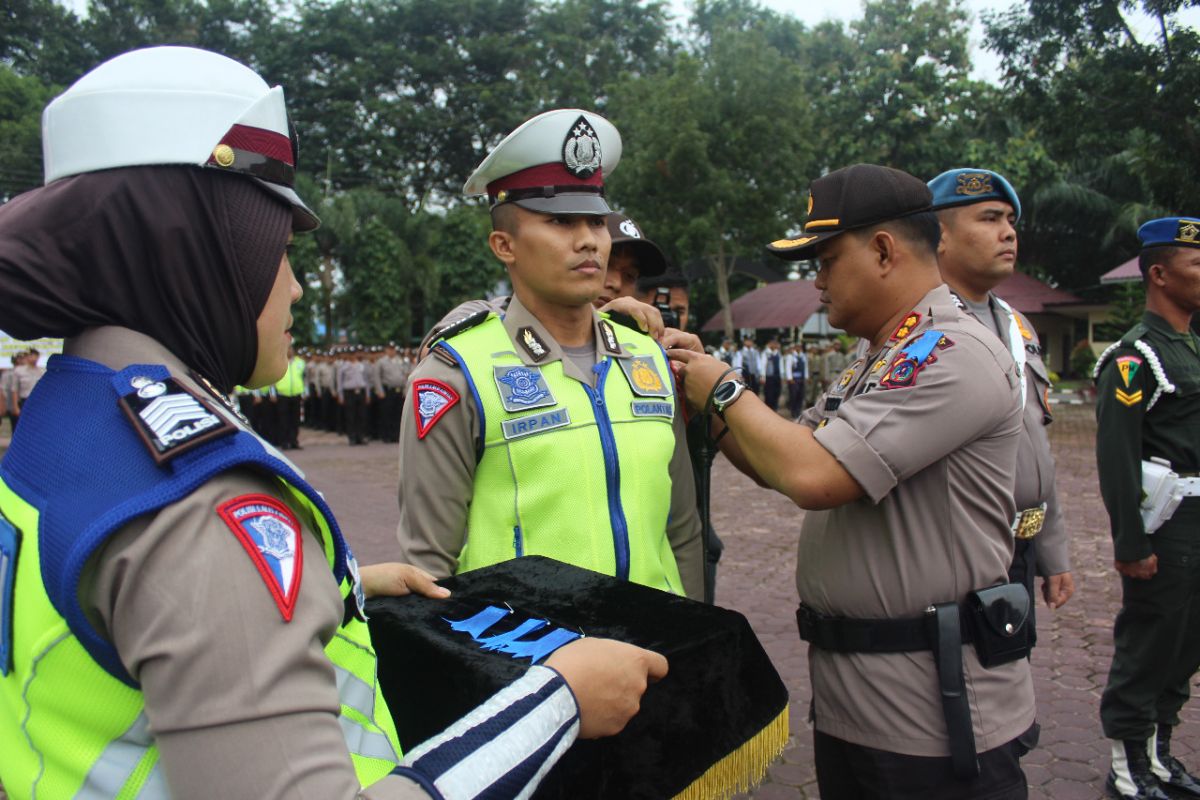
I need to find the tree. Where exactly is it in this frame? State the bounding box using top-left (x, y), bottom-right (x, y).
top-left (607, 4), bottom-right (817, 339)
top-left (0, 67), bottom-right (58, 200)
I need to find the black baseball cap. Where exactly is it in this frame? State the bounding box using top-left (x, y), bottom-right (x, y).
top-left (607, 212), bottom-right (668, 277)
top-left (766, 164), bottom-right (933, 261)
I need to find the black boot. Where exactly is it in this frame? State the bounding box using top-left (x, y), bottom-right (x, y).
top-left (1108, 739), bottom-right (1171, 800)
top-left (1154, 724), bottom-right (1200, 797)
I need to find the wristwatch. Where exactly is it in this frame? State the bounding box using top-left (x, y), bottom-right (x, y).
top-left (711, 379), bottom-right (749, 418)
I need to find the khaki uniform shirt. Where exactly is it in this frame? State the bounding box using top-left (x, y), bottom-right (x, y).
top-left (378, 355), bottom-right (410, 390)
top-left (397, 295), bottom-right (704, 599)
top-left (965, 295), bottom-right (1070, 576)
top-left (797, 284), bottom-right (1035, 757)
top-left (64, 327), bottom-right (427, 799)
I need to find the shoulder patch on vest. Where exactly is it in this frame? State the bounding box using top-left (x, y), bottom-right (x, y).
top-left (435, 309), bottom-right (490, 343)
top-left (413, 378), bottom-right (460, 439)
top-left (617, 356), bottom-right (672, 398)
top-left (0, 513), bottom-right (18, 676)
top-left (494, 365), bottom-right (556, 412)
top-left (117, 375), bottom-right (236, 465)
top-left (217, 494), bottom-right (303, 622)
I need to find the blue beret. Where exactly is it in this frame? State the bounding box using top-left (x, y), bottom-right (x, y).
top-left (1138, 217), bottom-right (1200, 250)
top-left (927, 168), bottom-right (1021, 222)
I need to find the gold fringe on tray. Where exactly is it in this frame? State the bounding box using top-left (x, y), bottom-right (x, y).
top-left (672, 706), bottom-right (790, 800)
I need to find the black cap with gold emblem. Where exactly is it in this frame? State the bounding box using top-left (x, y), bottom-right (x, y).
top-left (765, 164), bottom-right (933, 261)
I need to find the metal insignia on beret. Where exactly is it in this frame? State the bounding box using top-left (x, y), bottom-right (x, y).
top-left (1177, 220), bottom-right (1200, 244)
top-left (562, 115), bottom-right (602, 179)
top-left (619, 219), bottom-right (641, 238)
top-left (956, 172), bottom-right (993, 197)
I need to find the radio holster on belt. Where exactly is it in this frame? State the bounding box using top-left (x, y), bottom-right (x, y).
top-left (797, 583), bottom-right (1031, 780)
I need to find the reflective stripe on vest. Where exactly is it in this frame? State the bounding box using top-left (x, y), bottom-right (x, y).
top-left (73, 714), bottom-right (164, 799)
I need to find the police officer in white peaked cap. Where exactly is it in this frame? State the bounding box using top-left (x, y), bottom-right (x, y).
top-left (395, 108), bottom-right (705, 603)
top-left (0, 48), bottom-right (667, 799)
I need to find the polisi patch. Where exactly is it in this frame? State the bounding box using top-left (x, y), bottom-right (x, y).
top-left (617, 356), bottom-right (672, 398)
top-left (501, 407), bottom-right (571, 440)
top-left (631, 400), bottom-right (673, 419)
top-left (118, 375), bottom-right (235, 464)
top-left (494, 365), bottom-right (556, 412)
top-left (217, 494), bottom-right (303, 622)
top-left (413, 379), bottom-right (460, 439)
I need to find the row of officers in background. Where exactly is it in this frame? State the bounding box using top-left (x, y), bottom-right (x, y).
top-left (235, 343), bottom-right (415, 448)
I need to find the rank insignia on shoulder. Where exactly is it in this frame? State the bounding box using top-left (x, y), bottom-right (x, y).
top-left (494, 365), bottom-right (556, 412)
top-left (1115, 387), bottom-right (1143, 407)
top-left (618, 356), bottom-right (672, 397)
top-left (1116, 355), bottom-right (1142, 388)
top-left (217, 494), bottom-right (303, 622)
top-left (519, 327), bottom-right (550, 362)
top-left (598, 320), bottom-right (622, 355)
top-left (413, 379), bottom-right (460, 439)
top-left (117, 374), bottom-right (236, 465)
top-left (890, 312), bottom-right (922, 342)
top-left (434, 309), bottom-right (490, 344)
top-left (430, 344), bottom-right (458, 367)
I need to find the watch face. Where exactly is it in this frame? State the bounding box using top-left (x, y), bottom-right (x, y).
top-left (714, 381), bottom-right (739, 404)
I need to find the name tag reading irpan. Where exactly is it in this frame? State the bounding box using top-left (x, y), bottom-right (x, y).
top-left (501, 408), bottom-right (571, 440)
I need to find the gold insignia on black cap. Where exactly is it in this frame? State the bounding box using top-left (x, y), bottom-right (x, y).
top-left (213, 144), bottom-right (235, 167)
top-left (1177, 220), bottom-right (1200, 245)
top-left (956, 172), bottom-right (993, 197)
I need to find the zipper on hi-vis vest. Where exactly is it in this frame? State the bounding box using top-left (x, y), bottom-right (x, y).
top-left (583, 361), bottom-right (631, 580)
top-left (513, 526), bottom-right (524, 557)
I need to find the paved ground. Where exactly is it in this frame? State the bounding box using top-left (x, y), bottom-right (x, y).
top-left (3, 398), bottom-right (1193, 796)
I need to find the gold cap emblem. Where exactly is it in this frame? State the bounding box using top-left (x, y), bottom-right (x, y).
top-left (956, 172), bottom-right (993, 197)
top-left (496, 190), bottom-right (509, 203)
top-left (1177, 220), bottom-right (1200, 244)
top-left (213, 144), bottom-right (235, 167)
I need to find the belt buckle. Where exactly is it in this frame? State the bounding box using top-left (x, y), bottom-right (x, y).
top-left (1013, 505), bottom-right (1046, 540)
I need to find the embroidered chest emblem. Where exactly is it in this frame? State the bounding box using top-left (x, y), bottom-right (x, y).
top-left (217, 495), bottom-right (303, 621)
top-left (618, 356), bottom-right (672, 398)
top-left (878, 329), bottom-right (945, 390)
top-left (494, 365), bottom-right (556, 412)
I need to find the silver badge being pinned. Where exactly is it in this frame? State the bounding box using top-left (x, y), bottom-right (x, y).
top-left (562, 115), bottom-right (602, 179)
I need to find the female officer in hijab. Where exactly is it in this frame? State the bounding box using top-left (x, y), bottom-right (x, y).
top-left (0, 46), bottom-right (664, 799)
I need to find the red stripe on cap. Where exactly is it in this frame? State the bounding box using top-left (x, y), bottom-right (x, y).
top-left (487, 162), bottom-right (603, 197)
top-left (218, 124), bottom-right (293, 166)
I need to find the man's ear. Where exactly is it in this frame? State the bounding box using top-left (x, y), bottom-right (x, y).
top-left (871, 230), bottom-right (898, 274)
top-left (936, 220), bottom-right (950, 257)
top-left (1149, 262), bottom-right (1168, 288)
top-left (489, 230), bottom-right (516, 267)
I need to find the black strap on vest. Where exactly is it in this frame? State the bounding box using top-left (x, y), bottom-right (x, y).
top-left (797, 603), bottom-right (981, 779)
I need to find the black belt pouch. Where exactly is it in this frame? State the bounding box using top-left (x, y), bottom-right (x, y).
top-left (966, 583), bottom-right (1030, 668)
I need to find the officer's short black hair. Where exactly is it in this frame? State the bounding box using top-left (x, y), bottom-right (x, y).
top-left (1140, 245), bottom-right (1180, 281)
top-left (856, 210), bottom-right (941, 257)
top-left (636, 271), bottom-right (689, 295)
top-left (491, 203), bottom-right (521, 235)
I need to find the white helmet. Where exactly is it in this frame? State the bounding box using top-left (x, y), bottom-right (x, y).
top-left (42, 45), bottom-right (319, 230)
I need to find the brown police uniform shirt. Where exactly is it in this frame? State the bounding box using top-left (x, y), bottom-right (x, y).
top-left (68, 327), bottom-right (427, 799)
top-left (397, 295), bottom-right (704, 600)
top-left (966, 296), bottom-right (1069, 576)
top-left (797, 284), bottom-right (1035, 757)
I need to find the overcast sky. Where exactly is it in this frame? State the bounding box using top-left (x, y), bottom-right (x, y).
top-left (669, 0), bottom-right (1200, 84)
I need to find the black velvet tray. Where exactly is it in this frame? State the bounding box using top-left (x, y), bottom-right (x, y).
top-left (367, 556), bottom-right (788, 799)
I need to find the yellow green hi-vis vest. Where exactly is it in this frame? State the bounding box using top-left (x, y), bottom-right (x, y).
top-left (439, 314), bottom-right (684, 594)
top-left (0, 367), bottom-right (403, 800)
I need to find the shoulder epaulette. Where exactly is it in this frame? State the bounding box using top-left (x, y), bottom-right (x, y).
top-left (434, 309), bottom-right (491, 344)
top-left (430, 343), bottom-right (459, 368)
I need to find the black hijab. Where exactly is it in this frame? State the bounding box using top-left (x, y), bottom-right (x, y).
top-left (0, 166), bottom-right (291, 392)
